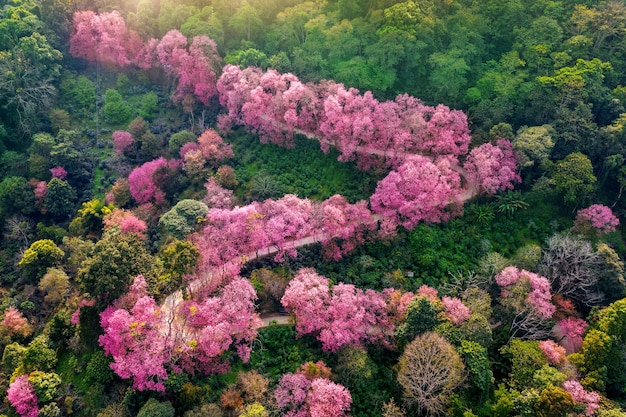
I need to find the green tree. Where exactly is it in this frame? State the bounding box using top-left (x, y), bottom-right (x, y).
top-left (228, 1), bottom-right (263, 43)
top-left (552, 152), bottom-right (597, 205)
top-left (139, 92), bottom-right (159, 121)
top-left (59, 75), bottom-right (96, 116)
top-left (0, 176), bottom-right (35, 217)
top-left (396, 296), bottom-right (443, 346)
top-left (103, 88), bottom-right (133, 125)
top-left (458, 340), bottom-right (493, 400)
top-left (78, 232), bottom-right (155, 307)
top-left (45, 177), bottom-right (77, 219)
top-left (156, 239), bottom-right (199, 294)
top-left (513, 125), bottom-right (555, 170)
top-left (534, 385), bottom-right (576, 417)
top-left (28, 371), bottom-right (61, 403)
top-left (500, 340), bottom-right (548, 389)
top-left (137, 398), bottom-right (175, 417)
top-left (38, 267), bottom-right (69, 304)
top-left (168, 130), bottom-right (196, 155)
top-left (19, 335), bottom-right (57, 374)
top-left (158, 199), bottom-right (209, 239)
top-left (19, 239), bottom-right (64, 283)
top-left (180, 6), bottom-right (224, 45)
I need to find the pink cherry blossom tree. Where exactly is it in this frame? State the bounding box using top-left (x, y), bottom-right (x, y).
top-left (394, 94), bottom-right (471, 157)
top-left (259, 195), bottom-right (314, 262)
top-left (202, 178), bottom-right (235, 209)
top-left (99, 294), bottom-right (171, 391)
top-left (7, 375), bottom-right (38, 417)
top-left (102, 209), bottom-right (148, 238)
top-left (112, 131), bottom-right (134, 154)
top-left (190, 204), bottom-right (266, 285)
top-left (495, 266), bottom-right (556, 339)
top-left (49, 166), bottom-right (67, 180)
top-left (281, 268), bottom-right (395, 352)
top-left (274, 371), bottom-right (352, 417)
top-left (463, 139), bottom-right (521, 195)
top-left (441, 296), bottom-right (471, 325)
top-left (370, 155), bottom-right (463, 230)
top-left (317, 195), bottom-right (376, 260)
top-left (539, 340), bottom-right (567, 365)
top-left (70, 11), bottom-right (142, 67)
top-left (99, 275), bottom-right (261, 390)
top-left (558, 316), bottom-right (588, 353)
top-left (197, 129), bottom-right (234, 167)
top-left (217, 64), bottom-right (263, 133)
top-left (573, 204), bottom-right (620, 236)
top-left (562, 380), bottom-right (600, 416)
top-left (1, 307), bottom-right (32, 338)
top-left (307, 378), bottom-right (353, 417)
top-left (128, 157), bottom-right (169, 205)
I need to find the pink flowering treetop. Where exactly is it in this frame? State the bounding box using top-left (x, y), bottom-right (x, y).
top-left (281, 268), bottom-right (396, 352)
top-left (176, 35), bottom-right (221, 104)
top-left (319, 85), bottom-right (381, 162)
top-left (539, 340), bottom-right (567, 365)
top-left (99, 275), bottom-right (261, 390)
top-left (394, 94), bottom-right (471, 157)
top-left (128, 157), bottom-right (169, 205)
top-left (496, 266), bottom-right (556, 319)
top-left (573, 204), bottom-right (620, 235)
top-left (495, 266), bottom-right (556, 339)
top-left (417, 284), bottom-right (439, 301)
top-left (102, 208), bottom-right (147, 238)
top-left (463, 139), bottom-right (521, 195)
top-left (274, 371), bottom-right (352, 417)
top-left (243, 70), bottom-right (311, 148)
top-left (1, 307), bottom-right (32, 337)
top-left (562, 379), bottom-right (600, 416)
top-left (191, 204), bottom-right (266, 276)
top-left (112, 131), bottom-right (134, 154)
top-left (307, 378), bottom-right (353, 417)
top-left (558, 316), bottom-right (588, 353)
top-left (280, 268), bottom-right (331, 336)
top-left (70, 11), bottom-right (142, 67)
top-left (370, 155), bottom-right (463, 230)
top-left (175, 276), bottom-right (262, 372)
top-left (33, 181), bottom-right (47, 207)
top-left (202, 178), bottom-right (235, 209)
top-left (260, 195), bottom-right (314, 262)
top-left (217, 64), bottom-right (263, 132)
top-left (99, 294), bottom-right (170, 391)
top-left (7, 375), bottom-right (38, 417)
top-left (158, 30), bottom-right (221, 104)
top-left (442, 296), bottom-right (472, 325)
top-left (49, 166), bottom-right (67, 180)
top-left (196, 129), bottom-right (234, 167)
top-left (317, 195), bottom-right (377, 260)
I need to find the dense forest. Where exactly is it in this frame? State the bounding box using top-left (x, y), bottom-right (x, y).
top-left (1, 0), bottom-right (626, 416)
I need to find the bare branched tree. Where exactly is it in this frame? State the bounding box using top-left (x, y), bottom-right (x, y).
top-left (397, 332), bottom-right (465, 416)
top-left (539, 233), bottom-right (604, 306)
